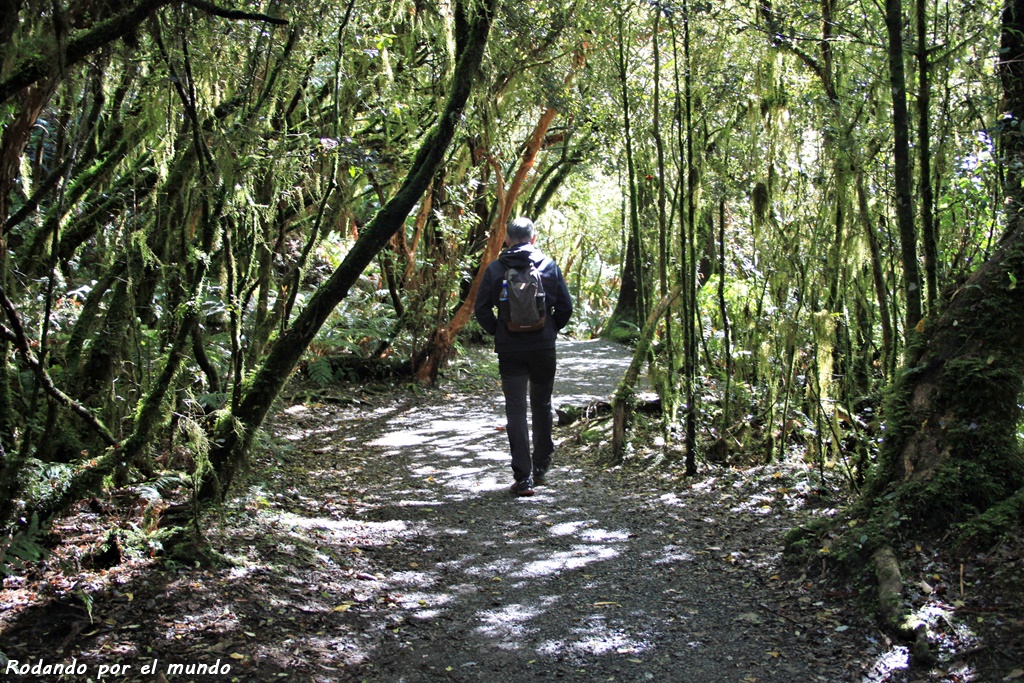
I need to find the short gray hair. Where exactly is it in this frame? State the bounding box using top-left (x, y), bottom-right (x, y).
top-left (507, 217), bottom-right (535, 244)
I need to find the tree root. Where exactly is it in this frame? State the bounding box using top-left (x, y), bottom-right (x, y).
top-left (872, 545), bottom-right (935, 664)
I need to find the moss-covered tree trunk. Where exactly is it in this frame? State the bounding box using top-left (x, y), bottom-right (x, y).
top-left (611, 284), bottom-right (681, 461)
top-left (603, 229), bottom-right (645, 342)
top-left (603, 3), bottom-right (647, 344)
top-left (868, 221), bottom-right (1024, 518)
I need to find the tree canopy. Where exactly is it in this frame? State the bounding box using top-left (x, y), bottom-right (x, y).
top-left (1, 0), bottom-right (1021, 642)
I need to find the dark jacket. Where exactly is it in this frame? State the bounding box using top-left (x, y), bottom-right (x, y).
top-left (475, 242), bottom-right (573, 353)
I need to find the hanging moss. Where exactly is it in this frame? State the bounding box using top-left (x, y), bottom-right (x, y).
top-left (0, 342), bottom-right (13, 452)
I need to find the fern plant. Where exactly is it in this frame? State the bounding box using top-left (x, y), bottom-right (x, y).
top-left (0, 513), bottom-right (48, 577)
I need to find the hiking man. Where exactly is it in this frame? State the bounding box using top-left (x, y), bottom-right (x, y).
top-left (475, 217), bottom-right (573, 497)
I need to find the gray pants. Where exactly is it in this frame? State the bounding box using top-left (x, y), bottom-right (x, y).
top-left (499, 349), bottom-right (556, 482)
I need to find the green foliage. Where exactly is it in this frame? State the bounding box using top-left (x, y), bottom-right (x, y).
top-left (18, 460), bottom-right (76, 508)
top-left (119, 522), bottom-right (181, 560)
top-left (0, 513), bottom-right (48, 577)
top-left (74, 589), bottom-right (95, 624)
top-left (602, 319), bottom-right (640, 344)
top-left (0, 0), bottom-right (1013, 602)
top-left (782, 516), bottom-right (834, 564)
top-left (306, 357), bottom-right (335, 387)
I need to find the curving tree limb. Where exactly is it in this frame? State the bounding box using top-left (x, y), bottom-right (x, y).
top-left (0, 0), bottom-right (289, 106)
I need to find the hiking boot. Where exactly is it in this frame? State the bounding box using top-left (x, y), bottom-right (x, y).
top-left (510, 478), bottom-right (535, 497)
top-left (532, 468), bottom-right (547, 486)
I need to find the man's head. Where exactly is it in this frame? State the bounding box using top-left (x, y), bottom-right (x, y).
top-left (506, 217), bottom-right (536, 246)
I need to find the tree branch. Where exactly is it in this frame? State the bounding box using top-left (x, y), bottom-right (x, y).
top-left (0, 286), bottom-right (118, 446)
top-left (0, 0), bottom-right (170, 105)
top-left (181, 0), bottom-right (288, 25)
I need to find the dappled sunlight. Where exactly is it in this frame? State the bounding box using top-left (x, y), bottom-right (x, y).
top-left (393, 590), bottom-right (452, 612)
top-left (0, 341), bottom-right (896, 683)
top-left (861, 601), bottom-right (980, 682)
top-left (539, 614), bottom-right (653, 656)
top-left (513, 544), bottom-right (622, 578)
top-left (274, 511), bottom-right (411, 535)
top-left (326, 380), bottom-right (653, 657)
top-left (387, 571), bottom-right (438, 588)
top-left (659, 492), bottom-right (685, 507)
top-left (475, 604), bottom-right (543, 649)
top-left (368, 415), bottom-right (497, 451)
top-left (154, 339), bottom-right (869, 680)
top-left (370, 431), bottom-right (433, 448)
top-left (862, 646), bottom-right (911, 682)
top-left (316, 356), bottom-right (673, 669)
top-left (652, 545), bottom-right (696, 564)
top-left (579, 528), bottom-right (630, 542)
top-left (549, 520), bottom-right (589, 535)
top-left (553, 339), bottom-right (641, 405)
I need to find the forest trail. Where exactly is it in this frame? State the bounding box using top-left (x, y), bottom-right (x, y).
top-left (1, 340), bottom-right (894, 683)
top-left (304, 339), bottom-right (879, 682)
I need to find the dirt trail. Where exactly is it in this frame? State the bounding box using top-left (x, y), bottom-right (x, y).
top-left (0, 339), bottom-right (889, 683)
top-left (332, 339), bottom-right (875, 682)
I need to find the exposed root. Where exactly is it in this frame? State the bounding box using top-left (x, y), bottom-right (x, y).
top-left (872, 545), bottom-right (935, 665)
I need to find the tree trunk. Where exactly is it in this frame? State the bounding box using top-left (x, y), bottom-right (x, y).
top-left (857, 173), bottom-right (894, 378)
top-left (0, 1), bottom-right (288, 106)
top-left (610, 3), bottom-right (648, 336)
top-left (680, 4), bottom-right (699, 477)
top-left (886, 0), bottom-right (923, 338)
top-left (916, 0), bottom-right (938, 311)
top-left (602, 228), bottom-right (645, 342)
top-left (612, 284), bottom-right (682, 461)
top-left (867, 212), bottom-right (1024, 521)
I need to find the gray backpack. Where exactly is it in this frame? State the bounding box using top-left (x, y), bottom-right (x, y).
top-left (501, 264), bottom-right (547, 332)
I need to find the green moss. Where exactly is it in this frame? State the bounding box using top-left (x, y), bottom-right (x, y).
top-left (167, 535), bottom-right (235, 568)
top-left (782, 516), bottom-right (833, 564)
top-left (601, 321), bottom-right (640, 345)
top-left (955, 485), bottom-right (1024, 547)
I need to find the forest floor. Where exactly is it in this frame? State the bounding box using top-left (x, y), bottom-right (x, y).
top-left (2, 339), bottom-right (1022, 683)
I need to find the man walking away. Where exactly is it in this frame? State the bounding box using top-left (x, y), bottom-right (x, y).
top-left (475, 217), bottom-right (573, 497)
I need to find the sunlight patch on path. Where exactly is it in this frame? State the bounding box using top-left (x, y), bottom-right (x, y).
top-left (475, 603), bottom-right (544, 649)
top-left (334, 339), bottom-right (662, 668)
top-left (651, 544), bottom-right (696, 564)
top-left (538, 614), bottom-right (652, 657)
top-left (512, 544), bottom-right (621, 578)
top-left (554, 339), bottom-right (640, 405)
top-left (275, 512), bottom-right (411, 535)
top-left (365, 402), bottom-right (512, 499)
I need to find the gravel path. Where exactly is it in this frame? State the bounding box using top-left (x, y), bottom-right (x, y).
top-left (340, 339), bottom-right (874, 682)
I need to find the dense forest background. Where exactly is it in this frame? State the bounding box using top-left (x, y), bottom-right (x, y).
top-left (1, 0), bottom-right (1023, 624)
